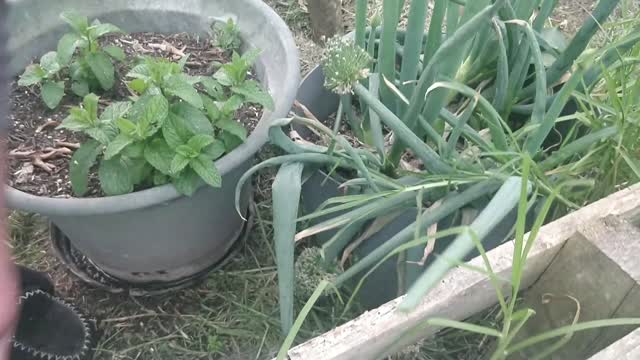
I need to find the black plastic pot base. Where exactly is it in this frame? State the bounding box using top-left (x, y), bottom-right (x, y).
top-left (49, 206), bottom-right (254, 296)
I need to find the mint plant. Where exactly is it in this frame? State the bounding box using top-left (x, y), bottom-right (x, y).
top-left (60, 48), bottom-right (273, 197)
top-left (58, 12), bottom-right (124, 96)
top-left (18, 51), bottom-right (66, 109)
top-left (17, 12), bottom-right (124, 109)
top-left (211, 19), bottom-right (242, 52)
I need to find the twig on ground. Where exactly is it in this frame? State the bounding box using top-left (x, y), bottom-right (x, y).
top-left (35, 120), bottom-right (60, 133)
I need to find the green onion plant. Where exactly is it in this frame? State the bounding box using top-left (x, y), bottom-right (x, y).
top-left (235, 0), bottom-right (640, 352)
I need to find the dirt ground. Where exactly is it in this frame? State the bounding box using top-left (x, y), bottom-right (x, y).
top-left (6, 1), bottom-right (606, 359)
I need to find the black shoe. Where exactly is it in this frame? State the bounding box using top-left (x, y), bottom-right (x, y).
top-left (10, 268), bottom-right (97, 360)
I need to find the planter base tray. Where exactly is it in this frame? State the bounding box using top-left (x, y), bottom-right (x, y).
top-left (49, 206), bottom-right (253, 296)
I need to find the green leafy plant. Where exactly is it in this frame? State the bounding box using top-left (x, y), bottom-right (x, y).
top-left (17, 12), bottom-right (125, 109)
top-left (60, 49), bottom-right (273, 197)
top-left (211, 18), bottom-right (242, 51)
top-left (235, 0), bottom-right (640, 351)
top-left (18, 51), bottom-right (66, 109)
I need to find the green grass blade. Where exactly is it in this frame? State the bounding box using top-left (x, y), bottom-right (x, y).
top-left (446, 99), bottom-right (478, 158)
top-left (389, 0), bottom-right (506, 165)
top-left (400, 177), bottom-right (527, 311)
top-left (505, 318), bottom-right (640, 355)
top-left (533, 0), bottom-right (560, 31)
top-left (276, 281), bottom-right (331, 360)
top-left (525, 63), bottom-right (587, 155)
top-left (354, 83), bottom-right (453, 174)
top-left (427, 81), bottom-right (510, 151)
top-left (446, 0), bottom-right (461, 38)
top-left (367, 76), bottom-right (387, 162)
top-left (440, 109), bottom-right (495, 152)
top-left (400, 0), bottom-right (429, 98)
top-left (235, 153), bottom-right (357, 216)
top-left (296, 191), bottom-right (416, 241)
top-left (524, 0), bottom-right (622, 98)
top-left (379, 0), bottom-right (400, 109)
top-left (321, 220), bottom-right (367, 262)
top-left (540, 127), bottom-right (618, 170)
top-left (423, 0), bottom-right (447, 66)
top-left (493, 19), bottom-right (510, 114)
top-left (341, 95), bottom-right (364, 140)
top-left (514, 0), bottom-right (543, 21)
top-left (354, 0), bottom-right (368, 48)
top-left (335, 179), bottom-right (501, 286)
top-left (272, 163), bottom-right (305, 334)
top-left (507, 20), bottom-right (547, 127)
top-left (581, 29), bottom-right (640, 90)
top-left (427, 318), bottom-right (503, 337)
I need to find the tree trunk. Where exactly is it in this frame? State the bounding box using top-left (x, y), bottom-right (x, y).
top-left (307, 0), bottom-right (343, 44)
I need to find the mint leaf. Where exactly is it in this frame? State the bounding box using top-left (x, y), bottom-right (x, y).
top-left (104, 134), bottom-right (133, 160)
top-left (127, 63), bottom-right (151, 80)
top-left (203, 140), bottom-right (226, 159)
top-left (121, 142), bottom-right (145, 158)
top-left (162, 113), bottom-right (192, 148)
top-left (71, 81), bottom-right (90, 97)
top-left (128, 79), bottom-right (148, 94)
top-left (178, 54), bottom-right (190, 70)
top-left (187, 134), bottom-right (215, 152)
top-left (100, 102), bottom-right (132, 123)
top-left (85, 127), bottom-right (111, 144)
top-left (144, 138), bottom-right (173, 174)
top-left (83, 93), bottom-right (99, 122)
top-left (176, 73), bottom-right (202, 86)
top-left (213, 68), bottom-right (234, 86)
top-left (176, 145), bottom-right (198, 158)
top-left (59, 109), bottom-right (91, 131)
top-left (164, 75), bottom-right (203, 108)
top-left (89, 23), bottom-right (123, 38)
top-left (221, 95), bottom-right (244, 114)
top-left (18, 65), bottom-right (45, 86)
top-left (232, 79), bottom-right (274, 110)
top-left (201, 95), bottom-right (221, 123)
top-left (104, 45), bottom-right (126, 62)
top-left (200, 77), bottom-right (223, 99)
top-left (172, 168), bottom-right (201, 196)
top-left (241, 48), bottom-right (262, 65)
top-left (217, 119), bottom-right (247, 141)
top-left (153, 172), bottom-right (169, 186)
top-left (99, 157), bottom-right (134, 196)
top-left (40, 51), bottom-right (62, 76)
top-left (41, 81), bottom-right (65, 109)
top-left (190, 155), bottom-right (222, 187)
top-left (220, 131), bottom-right (244, 151)
top-left (60, 12), bottom-right (89, 34)
top-left (115, 118), bottom-right (137, 136)
top-left (124, 158), bottom-right (152, 186)
top-left (70, 139), bottom-right (102, 196)
top-left (131, 94), bottom-right (169, 136)
top-left (171, 102), bottom-right (213, 134)
top-left (86, 51), bottom-right (115, 90)
top-left (57, 33), bottom-right (82, 65)
top-left (170, 154), bottom-right (190, 175)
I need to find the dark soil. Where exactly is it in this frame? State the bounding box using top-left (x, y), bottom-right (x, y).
top-left (7, 32), bottom-right (262, 198)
